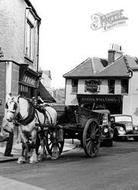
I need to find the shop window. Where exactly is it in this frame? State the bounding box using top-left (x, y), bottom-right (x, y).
top-left (72, 79), bottom-right (78, 93)
top-left (25, 20), bottom-right (34, 60)
top-left (108, 80), bottom-right (115, 94)
top-left (121, 79), bottom-right (128, 94)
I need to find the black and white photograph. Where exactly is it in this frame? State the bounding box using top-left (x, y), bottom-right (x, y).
top-left (0, 0), bottom-right (138, 189)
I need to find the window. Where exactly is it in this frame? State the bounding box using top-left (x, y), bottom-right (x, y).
top-left (121, 79), bottom-right (128, 94)
top-left (72, 79), bottom-right (78, 93)
top-left (108, 80), bottom-right (115, 94)
top-left (25, 20), bottom-right (34, 60)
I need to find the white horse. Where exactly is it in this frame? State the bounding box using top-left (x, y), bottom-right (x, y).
top-left (5, 96), bottom-right (57, 164)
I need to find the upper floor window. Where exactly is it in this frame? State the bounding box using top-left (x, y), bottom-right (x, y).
top-left (108, 80), bottom-right (115, 94)
top-left (25, 20), bottom-right (34, 60)
top-left (121, 79), bottom-right (128, 94)
top-left (72, 79), bottom-right (78, 93)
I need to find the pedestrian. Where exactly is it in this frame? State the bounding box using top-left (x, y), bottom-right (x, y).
top-left (0, 117), bottom-right (14, 157)
top-left (0, 92), bottom-right (14, 156)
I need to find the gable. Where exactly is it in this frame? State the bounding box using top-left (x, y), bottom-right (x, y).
top-left (63, 57), bottom-right (105, 78)
top-left (95, 56), bottom-right (130, 78)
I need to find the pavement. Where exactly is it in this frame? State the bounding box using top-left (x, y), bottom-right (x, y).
top-left (0, 139), bottom-right (78, 163)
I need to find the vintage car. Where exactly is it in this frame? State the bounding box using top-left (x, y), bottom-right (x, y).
top-left (93, 110), bottom-right (114, 146)
top-left (110, 114), bottom-right (138, 140)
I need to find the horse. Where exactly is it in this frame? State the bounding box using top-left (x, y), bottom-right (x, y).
top-left (5, 95), bottom-right (57, 164)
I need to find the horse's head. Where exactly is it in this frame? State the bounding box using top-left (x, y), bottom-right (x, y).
top-left (5, 96), bottom-right (18, 122)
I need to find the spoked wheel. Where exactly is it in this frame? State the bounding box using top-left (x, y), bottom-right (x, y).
top-left (45, 129), bottom-right (64, 160)
top-left (83, 118), bottom-right (101, 158)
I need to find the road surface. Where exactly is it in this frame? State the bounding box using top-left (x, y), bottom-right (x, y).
top-left (0, 141), bottom-right (138, 190)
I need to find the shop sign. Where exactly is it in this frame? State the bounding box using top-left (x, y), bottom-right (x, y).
top-left (85, 80), bottom-right (101, 93)
top-left (23, 75), bottom-right (36, 87)
top-left (80, 95), bottom-right (121, 104)
top-left (0, 99), bottom-right (2, 105)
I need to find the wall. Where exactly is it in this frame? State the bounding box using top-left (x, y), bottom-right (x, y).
top-left (0, 62), bottom-right (6, 116)
top-left (11, 63), bottom-right (19, 96)
top-left (5, 61), bottom-right (19, 96)
top-left (65, 78), bottom-right (123, 105)
top-left (0, 0), bottom-right (39, 71)
top-left (124, 72), bottom-right (138, 125)
top-left (0, 0), bottom-right (25, 63)
top-left (65, 79), bottom-right (78, 105)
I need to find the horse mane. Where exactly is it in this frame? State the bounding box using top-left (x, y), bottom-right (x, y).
top-left (16, 97), bottom-right (35, 125)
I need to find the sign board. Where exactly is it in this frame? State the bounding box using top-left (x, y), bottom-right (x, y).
top-left (77, 95), bottom-right (122, 104)
top-left (22, 74), bottom-right (36, 87)
top-left (85, 80), bottom-right (101, 93)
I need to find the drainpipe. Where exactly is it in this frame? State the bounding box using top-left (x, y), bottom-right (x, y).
top-left (37, 20), bottom-right (41, 72)
top-left (36, 20), bottom-right (41, 97)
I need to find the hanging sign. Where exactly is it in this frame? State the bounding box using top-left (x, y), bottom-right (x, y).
top-left (85, 80), bottom-right (101, 93)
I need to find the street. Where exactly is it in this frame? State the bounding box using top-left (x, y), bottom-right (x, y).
top-left (0, 141), bottom-right (138, 190)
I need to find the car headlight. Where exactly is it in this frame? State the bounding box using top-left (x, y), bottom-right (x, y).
top-left (119, 127), bottom-right (124, 131)
top-left (104, 128), bottom-right (108, 133)
top-left (117, 126), bottom-right (126, 135)
top-left (134, 126), bottom-right (138, 130)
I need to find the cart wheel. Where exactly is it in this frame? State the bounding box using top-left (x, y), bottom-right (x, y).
top-left (45, 130), bottom-right (64, 160)
top-left (83, 118), bottom-right (101, 158)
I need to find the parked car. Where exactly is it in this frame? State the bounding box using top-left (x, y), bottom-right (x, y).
top-left (93, 110), bottom-right (114, 146)
top-left (110, 114), bottom-right (138, 140)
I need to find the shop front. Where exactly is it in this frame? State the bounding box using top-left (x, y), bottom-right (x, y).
top-left (77, 94), bottom-right (123, 114)
top-left (19, 64), bottom-right (40, 98)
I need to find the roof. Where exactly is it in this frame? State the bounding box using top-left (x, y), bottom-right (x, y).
top-left (125, 55), bottom-right (138, 70)
top-left (63, 57), bottom-right (106, 78)
top-left (63, 55), bottom-right (138, 79)
top-left (94, 56), bottom-right (130, 78)
top-left (38, 82), bottom-right (56, 103)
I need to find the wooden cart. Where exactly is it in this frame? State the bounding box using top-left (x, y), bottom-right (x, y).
top-left (44, 106), bottom-right (103, 159)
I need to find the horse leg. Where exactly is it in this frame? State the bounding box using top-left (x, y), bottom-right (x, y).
top-left (36, 133), bottom-right (44, 161)
top-left (35, 132), bottom-right (40, 155)
top-left (17, 143), bottom-right (27, 164)
top-left (37, 137), bottom-right (48, 161)
top-left (29, 129), bottom-right (38, 164)
top-left (17, 129), bottom-right (28, 164)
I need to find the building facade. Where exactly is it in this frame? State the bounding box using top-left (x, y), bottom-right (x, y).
top-left (63, 45), bottom-right (138, 125)
top-left (0, 0), bottom-right (41, 121)
top-left (41, 70), bottom-right (53, 95)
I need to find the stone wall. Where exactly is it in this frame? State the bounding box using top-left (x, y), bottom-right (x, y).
top-left (0, 62), bottom-right (6, 124)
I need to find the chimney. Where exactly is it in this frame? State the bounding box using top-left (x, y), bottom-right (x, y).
top-left (108, 44), bottom-right (123, 64)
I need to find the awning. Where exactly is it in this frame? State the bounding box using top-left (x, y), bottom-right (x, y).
top-left (38, 82), bottom-right (56, 103)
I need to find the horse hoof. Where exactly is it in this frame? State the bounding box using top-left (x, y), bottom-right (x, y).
top-left (17, 157), bottom-right (26, 164)
top-left (29, 157), bottom-right (38, 164)
top-left (38, 154), bottom-right (43, 162)
top-left (29, 159), bottom-right (38, 164)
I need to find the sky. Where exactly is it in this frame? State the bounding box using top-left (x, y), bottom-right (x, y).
top-left (31, 0), bottom-right (138, 89)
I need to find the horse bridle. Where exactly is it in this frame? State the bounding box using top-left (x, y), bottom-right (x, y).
top-left (6, 99), bottom-right (17, 114)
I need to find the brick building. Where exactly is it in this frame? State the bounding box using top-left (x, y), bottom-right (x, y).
top-left (0, 0), bottom-right (41, 122)
top-left (63, 45), bottom-right (138, 126)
